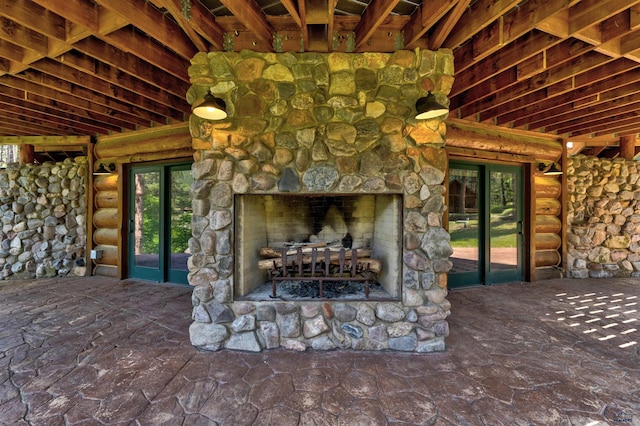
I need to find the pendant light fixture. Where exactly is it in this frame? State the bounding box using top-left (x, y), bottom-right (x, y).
top-left (415, 92), bottom-right (449, 120)
top-left (192, 92), bottom-right (228, 120)
top-left (538, 162), bottom-right (562, 175)
top-left (93, 162), bottom-right (115, 175)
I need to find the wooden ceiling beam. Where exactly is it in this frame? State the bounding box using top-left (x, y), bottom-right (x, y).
top-left (175, 0), bottom-right (224, 49)
top-left (428, 0), bottom-right (470, 50)
top-left (542, 98), bottom-right (640, 134)
top-left (0, 84), bottom-right (137, 130)
top-left (55, 50), bottom-right (187, 111)
top-left (218, 0), bottom-right (274, 48)
top-left (101, 27), bottom-right (190, 81)
top-left (508, 58), bottom-right (639, 126)
top-left (0, 0), bottom-right (66, 41)
top-left (569, 0), bottom-right (640, 35)
top-left (592, 119), bottom-right (640, 137)
top-left (280, 0), bottom-right (302, 27)
top-left (0, 76), bottom-right (154, 128)
top-left (496, 71), bottom-right (640, 127)
top-left (0, 99), bottom-right (123, 134)
top-left (94, 0), bottom-right (198, 59)
top-left (559, 106), bottom-right (640, 136)
top-left (72, 37), bottom-right (189, 97)
top-left (456, 49), bottom-right (610, 117)
top-left (452, 30), bottom-right (560, 97)
top-left (158, 0), bottom-right (209, 52)
top-left (0, 110), bottom-right (82, 135)
top-left (30, 58), bottom-right (187, 119)
top-left (445, 0), bottom-right (520, 49)
top-left (354, 0), bottom-right (400, 51)
top-left (0, 100), bottom-right (112, 135)
top-left (455, 0), bottom-right (572, 73)
top-left (403, 0), bottom-right (454, 50)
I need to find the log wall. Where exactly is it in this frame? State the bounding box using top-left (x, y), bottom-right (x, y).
top-left (91, 123), bottom-right (193, 278)
top-left (446, 121), bottom-right (564, 282)
top-left (92, 174), bottom-right (119, 278)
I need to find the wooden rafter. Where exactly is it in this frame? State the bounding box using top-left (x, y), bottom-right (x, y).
top-left (218, 0), bottom-right (274, 48)
top-left (354, 0), bottom-right (401, 51)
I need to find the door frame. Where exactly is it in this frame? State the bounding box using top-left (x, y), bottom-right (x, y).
top-left (124, 160), bottom-right (193, 285)
top-left (446, 158), bottom-right (532, 287)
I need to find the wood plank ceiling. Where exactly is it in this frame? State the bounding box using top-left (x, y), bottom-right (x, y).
top-left (1, 0), bottom-right (640, 158)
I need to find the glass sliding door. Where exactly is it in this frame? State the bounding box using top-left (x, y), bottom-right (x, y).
top-left (448, 164), bottom-right (482, 286)
top-left (129, 163), bottom-right (192, 285)
top-left (487, 167), bottom-right (522, 284)
top-left (448, 161), bottom-right (523, 288)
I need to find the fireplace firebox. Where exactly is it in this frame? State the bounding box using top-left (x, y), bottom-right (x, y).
top-left (235, 194), bottom-right (402, 300)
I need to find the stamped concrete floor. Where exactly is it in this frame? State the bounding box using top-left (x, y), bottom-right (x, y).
top-left (0, 276), bottom-right (638, 425)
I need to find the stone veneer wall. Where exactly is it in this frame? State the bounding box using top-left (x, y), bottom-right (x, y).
top-left (187, 49), bottom-right (454, 352)
top-left (0, 158), bottom-right (88, 280)
top-left (567, 155), bottom-right (640, 278)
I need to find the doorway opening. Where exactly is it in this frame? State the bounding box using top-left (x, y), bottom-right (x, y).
top-left (448, 161), bottom-right (524, 288)
top-left (128, 162), bottom-right (192, 285)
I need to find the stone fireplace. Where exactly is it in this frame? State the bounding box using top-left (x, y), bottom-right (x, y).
top-left (187, 49), bottom-right (454, 352)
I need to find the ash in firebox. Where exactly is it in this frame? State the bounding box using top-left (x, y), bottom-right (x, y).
top-left (275, 280), bottom-right (377, 299)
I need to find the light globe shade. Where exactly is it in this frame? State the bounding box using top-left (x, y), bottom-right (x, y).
top-left (415, 93), bottom-right (449, 120)
top-left (192, 93), bottom-right (227, 120)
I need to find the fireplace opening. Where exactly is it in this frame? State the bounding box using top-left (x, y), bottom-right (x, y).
top-left (235, 194), bottom-right (403, 301)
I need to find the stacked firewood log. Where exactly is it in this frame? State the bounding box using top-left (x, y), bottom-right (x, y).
top-left (257, 242), bottom-right (382, 274)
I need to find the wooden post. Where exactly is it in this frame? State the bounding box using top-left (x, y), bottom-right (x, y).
top-left (619, 135), bottom-right (636, 160)
top-left (19, 144), bottom-right (34, 165)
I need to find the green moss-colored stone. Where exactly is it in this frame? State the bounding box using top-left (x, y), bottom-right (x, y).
top-left (375, 85), bottom-right (401, 102)
top-left (269, 99), bottom-right (289, 116)
top-left (291, 64), bottom-right (314, 79)
top-left (437, 49), bottom-right (455, 75)
top-left (329, 71), bottom-right (355, 96)
top-left (354, 118), bottom-right (380, 138)
top-left (418, 49), bottom-right (437, 76)
top-left (313, 106), bottom-right (334, 122)
top-left (388, 50), bottom-right (416, 68)
top-left (298, 80), bottom-right (317, 93)
top-left (379, 66), bottom-right (404, 85)
top-left (401, 84), bottom-right (421, 99)
top-left (263, 63), bottom-right (294, 81)
top-left (277, 82), bottom-right (296, 99)
top-left (313, 64), bottom-right (329, 86)
top-left (355, 68), bottom-right (377, 91)
top-left (437, 75), bottom-right (455, 95)
top-left (365, 101), bottom-right (386, 118)
top-left (335, 107), bottom-right (363, 123)
top-left (209, 58), bottom-right (235, 80)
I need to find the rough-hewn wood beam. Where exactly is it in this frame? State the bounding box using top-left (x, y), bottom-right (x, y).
top-left (456, 49), bottom-right (610, 117)
top-left (445, 0), bottom-right (520, 49)
top-left (103, 27), bottom-right (190, 81)
top-left (281, 0), bottom-right (302, 27)
top-left (0, 84), bottom-right (136, 131)
top-left (455, 0), bottom-right (571, 73)
top-left (496, 72), bottom-right (640, 128)
top-left (428, 0), bottom-right (471, 50)
top-left (159, 0), bottom-right (209, 52)
top-left (404, 0), bottom-right (455, 50)
top-left (31, 58), bottom-right (186, 119)
top-left (354, 0), bottom-right (400, 50)
top-left (55, 50), bottom-right (187, 111)
top-left (94, 0), bottom-right (198, 59)
top-left (452, 30), bottom-right (559, 97)
top-left (0, 0), bottom-right (66, 41)
top-left (72, 37), bottom-right (189, 97)
top-left (218, 0), bottom-right (273, 48)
